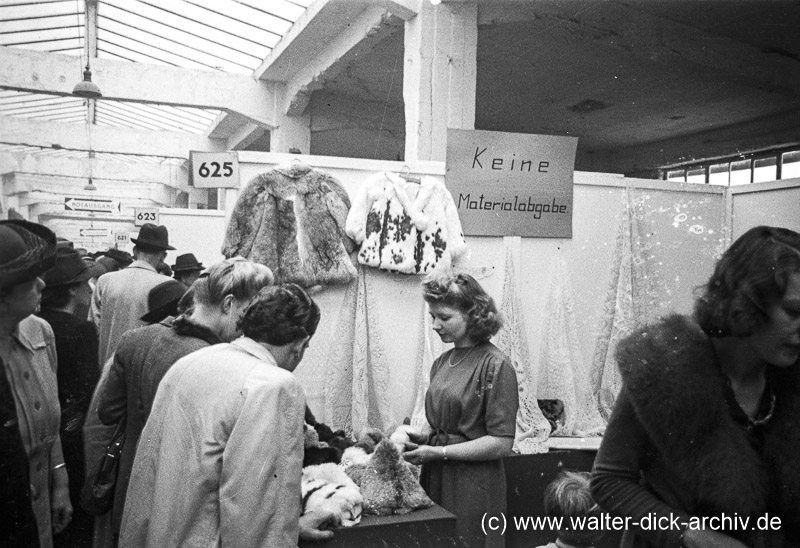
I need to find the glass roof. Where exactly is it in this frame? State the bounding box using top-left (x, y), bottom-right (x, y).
top-left (0, 0), bottom-right (313, 136)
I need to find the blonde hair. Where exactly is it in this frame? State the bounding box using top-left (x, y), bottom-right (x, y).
top-left (193, 257), bottom-right (274, 307)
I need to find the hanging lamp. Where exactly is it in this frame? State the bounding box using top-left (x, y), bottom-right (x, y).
top-left (73, 63), bottom-right (102, 99)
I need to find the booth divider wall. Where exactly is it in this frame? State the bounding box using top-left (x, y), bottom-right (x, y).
top-left (226, 152), bottom-right (727, 436)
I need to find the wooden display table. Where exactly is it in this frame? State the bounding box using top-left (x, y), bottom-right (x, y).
top-left (299, 504), bottom-right (458, 548)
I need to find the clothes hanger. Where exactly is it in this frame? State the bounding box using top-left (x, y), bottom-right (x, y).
top-left (397, 165), bottom-right (421, 184)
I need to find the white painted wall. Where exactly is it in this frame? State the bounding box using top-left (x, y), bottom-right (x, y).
top-left (730, 178), bottom-right (800, 240)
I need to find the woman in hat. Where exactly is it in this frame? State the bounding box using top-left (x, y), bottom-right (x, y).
top-left (92, 258), bottom-right (273, 541)
top-left (0, 220), bottom-right (72, 548)
top-left (37, 249), bottom-right (103, 547)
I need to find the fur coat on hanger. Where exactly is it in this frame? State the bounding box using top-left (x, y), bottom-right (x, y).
top-left (345, 172), bottom-right (468, 275)
top-left (222, 163), bottom-right (357, 287)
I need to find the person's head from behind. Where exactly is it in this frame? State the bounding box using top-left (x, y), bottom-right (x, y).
top-left (0, 220), bottom-right (56, 329)
top-left (191, 257), bottom-right (274, 342)
top-left (422, 272), bottom-right (501, 346)
top-left (695, 226), bottom-right (800, 367)
top-left (238, 284), bottom-right (320, 372)
top-left (544, 471), bottom-right (601, 547)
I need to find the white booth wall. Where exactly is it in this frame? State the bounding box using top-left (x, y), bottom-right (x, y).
top-left (224, 153), bottom-right (728, 434)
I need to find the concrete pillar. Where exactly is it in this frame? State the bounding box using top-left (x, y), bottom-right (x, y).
top-left (403, 0), bottom-right (477, 162)
top-left (270, 83), bottom-right (312, 154)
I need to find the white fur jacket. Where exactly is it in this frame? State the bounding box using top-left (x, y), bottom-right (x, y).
top-left (345, 173), bottom-right (468, 275)
top-left (222, 163), bottom-right (357, 287)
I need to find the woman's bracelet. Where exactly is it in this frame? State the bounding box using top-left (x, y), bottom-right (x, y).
top-left (52, 462), bottom-right (66, 472)
top-left (441, 446), bottom-right (448, 460)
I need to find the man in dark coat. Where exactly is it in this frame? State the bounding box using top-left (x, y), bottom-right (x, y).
top-left (92, 279), bottom-right (221, 540)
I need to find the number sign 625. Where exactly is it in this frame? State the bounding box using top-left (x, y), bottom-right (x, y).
top-left (198, 162), bottom-right (233, 178)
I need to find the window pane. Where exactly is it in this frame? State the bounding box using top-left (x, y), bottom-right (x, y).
top-left (666, 170), bottom-right (685, 182)
top-left (782, 151), bottom-right (800, 179)
top-left (730, 159), bottom-right (751, 186)
top-left (687, 168), bottom-right (705, 185)
top-left (708, 163), bottom-right (729, 186)
top-left (753, 156), bottom-right (777, 183)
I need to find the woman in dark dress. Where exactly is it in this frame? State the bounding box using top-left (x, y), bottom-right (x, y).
top-left (591, 226), bottom-right (800, 547)
top-left (404, 273), bottom-right (519, 548)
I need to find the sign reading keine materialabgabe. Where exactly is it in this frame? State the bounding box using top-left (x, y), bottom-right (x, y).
top-left (446, 129), bottom-right (578, 238)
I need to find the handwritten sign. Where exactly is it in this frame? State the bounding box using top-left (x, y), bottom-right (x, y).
top-left (446, 129), bottom-right (577, 238)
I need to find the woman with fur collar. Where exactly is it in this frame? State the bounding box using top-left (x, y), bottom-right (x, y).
top-left (591, 226), bottom-right (800, 548)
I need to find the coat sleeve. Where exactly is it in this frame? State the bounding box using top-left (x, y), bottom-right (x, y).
top-left (591, 387), bottom-right (689, 547)
top-left (89, 277), bottom-right (103, 326)
top-left (218, 371), bottom-right (306, 548)
top-left (345, 174), bottom-right (377, 243)
top-left (94, 335), bottom-right (129, 426)
top-left (441, 183), bottom-right (468, 260)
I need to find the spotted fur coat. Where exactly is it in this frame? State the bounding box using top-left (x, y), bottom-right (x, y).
top-left (222, 163), bottom-right (357, 287)
top-left (345, 172), bottom-right (468, 275)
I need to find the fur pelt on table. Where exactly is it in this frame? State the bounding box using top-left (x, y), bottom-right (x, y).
top-left (222, 163), bottom-right (357, 287)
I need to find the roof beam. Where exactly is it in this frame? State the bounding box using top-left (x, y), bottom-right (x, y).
top-left (1, 151), bottom-right (189, 188)
top-left (0, 47), bottom-right (278, 127)
top-left (253, 1), bottom-right (405, 115)
top-left (0, 115), bottom-right (225, 158)
top-left (477, 1), bottom-right (800, 97)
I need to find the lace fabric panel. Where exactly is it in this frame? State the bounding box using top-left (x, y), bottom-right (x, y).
top-left (495, 244), bottom-right (551, 454)
top-left (324, 267), bottom-right (393, 436)
top-left (589, 188), bottom-right (661, 420)
top-left (410, 305), bottom-right (443, 432)
top-left (538, 253), bottom-right (606, 437)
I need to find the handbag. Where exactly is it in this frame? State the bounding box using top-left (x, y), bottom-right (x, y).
top-left (80, 420), bottom-right (125, 515)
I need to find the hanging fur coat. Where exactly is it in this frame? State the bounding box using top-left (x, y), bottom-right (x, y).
top-left (345, 172), bottom-right (468, 275)
top-left (222, 163), bottom-right (357, 287)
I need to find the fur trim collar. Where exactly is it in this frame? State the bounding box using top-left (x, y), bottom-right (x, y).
top-left (617, 315), bottom-right (771, 518)
top-left (170, 315), bottom-right (222, 346)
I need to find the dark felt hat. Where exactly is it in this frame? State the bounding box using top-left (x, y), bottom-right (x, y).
top-left (41, 248), bottom-right (106, 287)
top-left (101, 248), bottom-right (134, 266)
top-left (140, 279), bottom-right (186, 323)
top-left (171, 253), bottom-right (204, 273)
top-left (130, 223), bottom-right (175, 251)
top-left (0, 220), bottom-right (57, 290)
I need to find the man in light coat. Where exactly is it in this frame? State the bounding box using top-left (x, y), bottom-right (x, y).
top-left (89, 224), bottom-right (175, 363)
top-left (119, 284), bottom-right (338, 547)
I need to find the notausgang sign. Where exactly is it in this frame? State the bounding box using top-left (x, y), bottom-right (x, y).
top-left (446, 129), bottom-right (577, 238)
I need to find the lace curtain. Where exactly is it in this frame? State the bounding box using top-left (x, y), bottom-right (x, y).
top-left (537, 253), bottom-right (606, 437)
top-left (324, 266), bottom-right (393, 436)
top-left (495, 243), bottom-right (551, 454)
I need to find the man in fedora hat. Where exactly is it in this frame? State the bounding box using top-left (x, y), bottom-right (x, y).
top-left (90, 223), bottom-right (176, 363)
top-left (37, 249), bottom-right (103, 547)
top-left (171, 253), bottom-right (204, 289)
top-left (0, 220), bottom-right (72, 547)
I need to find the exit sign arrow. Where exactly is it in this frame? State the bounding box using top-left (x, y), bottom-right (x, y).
top-left (64, 197), bottom-right (121, 213)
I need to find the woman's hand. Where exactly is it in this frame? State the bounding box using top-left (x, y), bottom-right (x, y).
top-left (403, 444), bottom-right (444, 466)
top-left (682, 528), bottom-right (749, 548)
top-left (50, 470), bottom-right (72, 535)
top-left (407, 430), bottom-right (428, 445)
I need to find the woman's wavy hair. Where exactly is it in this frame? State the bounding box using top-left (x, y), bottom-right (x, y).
top-left (422, 272), bottom-right (502, 343)
top-left (192, 257), bottom-right (273, 308)
top-left (238, 283), bottom-right (320, 346)
top-left (695, 225), bottom-right (800, 337)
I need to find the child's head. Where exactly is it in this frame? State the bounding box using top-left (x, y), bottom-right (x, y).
top-left (543, 471), bottom-right (601, 546)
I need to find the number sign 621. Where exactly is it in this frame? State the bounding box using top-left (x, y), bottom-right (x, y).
top-left (191, 151), bottom-right (240, 188)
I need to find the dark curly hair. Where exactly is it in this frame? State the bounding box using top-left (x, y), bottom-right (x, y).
top-left (238, 283), bottom-right (320, 346)
top-left (422, 272), bottom-right (502, 343)
top-left (695, 225), bottom-right (800, 337)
